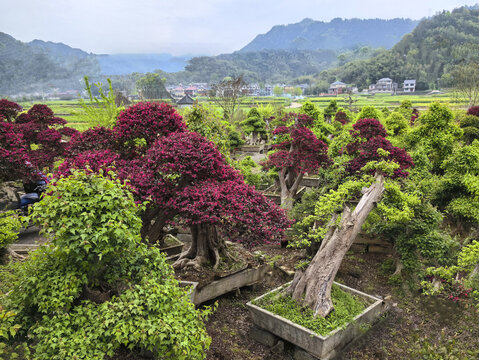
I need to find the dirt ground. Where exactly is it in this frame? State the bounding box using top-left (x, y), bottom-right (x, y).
top-left (203, 244), bottom-right (479, 360)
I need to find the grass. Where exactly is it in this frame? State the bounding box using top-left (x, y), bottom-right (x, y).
top-left (252, 283), bottom-right (369, 336)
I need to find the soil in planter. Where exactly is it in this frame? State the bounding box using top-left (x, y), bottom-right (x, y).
top-left (253, 283), bottom-right (371, 336)
top-left (175, 242), bottom-right (263, 288)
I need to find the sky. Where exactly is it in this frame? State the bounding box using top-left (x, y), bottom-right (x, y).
top-left (1, 0), bottom-right (478, 56)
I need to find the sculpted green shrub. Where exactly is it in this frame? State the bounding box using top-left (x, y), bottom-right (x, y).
top-left (356, 105), bottom-right (383, 121)
top-left (460, 114), bottom-right (479, 144)
top-left (434, 140), bottom-right (479, 222)
top-left (407, 102), bottom-right (463, 172)
top-left (385, 112), bottom-right (409, 136)
top-left (2, 170), bottom-right (211, 359)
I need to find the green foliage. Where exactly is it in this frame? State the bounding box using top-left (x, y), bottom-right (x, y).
top-left (294, 178), bottom-right (369, 247)
top-left (323, 100), bottom-right (338, 119)
top-left (459, 114), bottom-right (479, 144)
top-left (0, 211), bottom-right (24, 251)
top-left (233, 156), bottom-right (269, 188)
top-left (184, 103), bottom-right (231, 153)
top-left (1, 171), bottom-right (211, 359)
top-left (385, 112), bottom-right (409, 136)
top-left (407, 102), bottom-right (463, 172)
top-left (253, 283), bottom-right (367, 336)
top-left (365, 181), bottom-right (455, 270)
top-left (434, 140), bottom-right (479, 221)
top-left (76, 76), bottom-right (121, 128)
top-left (136, 72), bottom-right (170, 100)
top-left (241, 107), bottom-right (266, 136)
top-left (356, 105), bottom-right (383, 121)
top-left (300, 101), bottom-right (323, 121)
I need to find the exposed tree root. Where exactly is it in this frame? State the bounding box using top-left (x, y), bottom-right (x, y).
top-left (7, 248), bottom-right (26, 261)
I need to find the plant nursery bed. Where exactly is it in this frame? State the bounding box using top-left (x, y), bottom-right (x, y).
top-left (247, 281), bottom-right (386, 359)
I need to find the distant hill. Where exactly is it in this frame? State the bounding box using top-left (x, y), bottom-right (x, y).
top-left (0, 32), bottom-right (73, 95)
top-left (97, 53), bottom-right (191, 75)
top-left (310, 6), bottom-right (479, 91)
top-left (240, 17), bottom-right (419, 52)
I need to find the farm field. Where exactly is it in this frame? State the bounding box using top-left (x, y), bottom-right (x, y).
top-left (17, 92), bottom-right (466, 131)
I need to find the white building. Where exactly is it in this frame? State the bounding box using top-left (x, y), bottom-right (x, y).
top-left (403, 79), bottom-right (416, 93)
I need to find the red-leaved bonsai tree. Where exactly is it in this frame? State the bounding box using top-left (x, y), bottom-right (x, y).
top-left (288, 118), bottom-right (413, 317)
top-left (59, 102), bottom-right (291, 270)
top-left (263, 113), bottom-right (330, 211)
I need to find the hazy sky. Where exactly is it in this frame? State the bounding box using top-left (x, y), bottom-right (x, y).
top-left (2, 0), bottom-right (478, 55)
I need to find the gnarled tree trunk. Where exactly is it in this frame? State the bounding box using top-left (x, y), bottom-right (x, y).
top-left (288, 174), bottom-right (385, 317)
top-left (140, 206), bottom-right (175, 247)
top-left (279, 167), bottom-right (303, 212)
top-left (173, 223), bottom-right (228, 271)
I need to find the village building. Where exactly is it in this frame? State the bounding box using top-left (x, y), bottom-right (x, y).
top-left (176, 94), bottom-right (195, 107)
top-left (369, 78), bottom-right (398, 94)
top-left (403, 79), bottom-right (416, 93)
top-left (328, 81), bottom-right (347, 95)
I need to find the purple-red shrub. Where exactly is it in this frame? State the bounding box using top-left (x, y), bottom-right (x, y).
top-left (467, 106), bottom-right (479, 117)
top-left (0, 122), bottom-right (34, 181)
top-left (0, 99), bottom-right (22, 122)
top-left (334, 111), bottom-right (349, 125)
top-left (114, 102), bottom-right (186, 156)
top-left (345, 118), bottom-right (413, 178)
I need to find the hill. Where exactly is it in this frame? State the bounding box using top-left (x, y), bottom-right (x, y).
top-left (310, 6), bottom-right (479, 91)
top-left (240, 17), bottom-right (419, 52)
top-left (0, 33), bottom-right (74, 95)
top-left (97, 53), bottom-right (191, 75)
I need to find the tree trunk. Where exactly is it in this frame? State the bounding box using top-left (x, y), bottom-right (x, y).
top-left (279, 168), bottom-right (303, 212)
top-left (173, 223), bottom-right (228, 271)
top-left (140, 206), bottom-right (173, 247)
top-left (288, 175), bottom-right (385, 317)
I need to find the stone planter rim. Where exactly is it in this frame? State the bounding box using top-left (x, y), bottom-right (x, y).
top-left (247, 281), bottom-right (382, 339)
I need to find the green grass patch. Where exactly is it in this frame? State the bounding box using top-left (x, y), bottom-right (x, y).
top-left (253, 283), bottom-right (369, 336)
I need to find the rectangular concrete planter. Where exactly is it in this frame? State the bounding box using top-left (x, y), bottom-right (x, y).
top-left (240, 145), bottom-right (264, 153)
top-left (159, 234), bottom-right (184, 257)
top-left (300, 176), bottom-right (321, 188)
top-left (183, 264), bottom-right (269, 305)
top-left (247, 282), bottom-right (386, 359)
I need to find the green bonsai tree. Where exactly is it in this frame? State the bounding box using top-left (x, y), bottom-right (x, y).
top-left (1, 170), bottom-right (211, 359)
top-left (241, 107), bottom-right (267, 145)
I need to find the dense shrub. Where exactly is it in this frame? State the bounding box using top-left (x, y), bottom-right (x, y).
top-left (2, 171), bottom-right (211, 359)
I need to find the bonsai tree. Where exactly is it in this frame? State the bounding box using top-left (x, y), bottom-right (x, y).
top-left (288, 118), bottom-right (413, 317)
top-left (323, 100), bottom-right (338, 122)
top-left (59, 102), bottom-right (291, 270)
top-left (241, 107), bottom-right (266, 145)
top-left (1, 170), bottom-right (211, 359)
top-left (263, 113), bottom-right (331, 211)
top-left (0, 100), bottom-right (77, 174)
top-left (407, 102), bottom-right (463, 172)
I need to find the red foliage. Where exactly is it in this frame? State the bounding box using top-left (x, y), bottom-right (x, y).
top-left (410, 108), bottom-right (419, 125)
top-left (114, 102), bottom-right (186, 156)
top-left (0, 99), bottom-right (77, 177)
top-left (467, 106), bottom-right (479, 117)
top-left (66, 127), bottom-right (116, 156)
top-left (0, 99), bottom-right (22, 122)
top-left (345, 119), bottom-right (413, 178)
top-left (0, 122), bottom-right (34, 181)
top-left (265, 113), bottom-right (330, 175)
top-left (334, 111), bottom-right (349, 125)
top-left (58, 102), bottom-right (290, 247)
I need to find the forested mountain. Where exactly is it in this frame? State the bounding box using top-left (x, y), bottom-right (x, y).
top-left (240, 18), bottom-right (419, 52)
top-left (0, 33), bottom-right (72, 94)
top-left (97, 53), bottom-right (191, 75)
top-left (311, 6), bottom-right (479, 91)
top-left (159, 49), bottom-right (339, 84)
